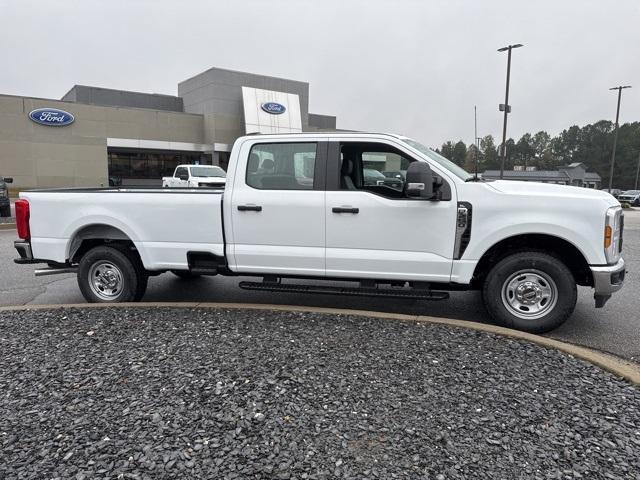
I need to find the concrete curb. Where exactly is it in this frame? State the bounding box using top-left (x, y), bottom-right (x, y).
top-left (0, 223), bottom-right (16, 231)
top-left (1, 302), bottom-right (639, 386)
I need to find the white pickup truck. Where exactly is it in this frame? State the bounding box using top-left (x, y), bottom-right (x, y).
top-left (162, 164), bottom-right (226, 188)
top-left (13, 133), bottom-right (625, 333)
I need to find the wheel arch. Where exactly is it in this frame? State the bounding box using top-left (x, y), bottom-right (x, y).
top-left (471, 233), bottom-right (593, 288)
top-left (67, 223), bottom-right (146, 267)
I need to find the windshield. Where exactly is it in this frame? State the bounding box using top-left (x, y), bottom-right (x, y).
top-left (190, 166), bottom-right (226, 178)
top-left (622, 190), bottom-right (640, 195)
top-left (400, 137), bottom-right (472, 181)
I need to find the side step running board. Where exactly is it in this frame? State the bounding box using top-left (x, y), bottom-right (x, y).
top-left (238, 281), bottom-right (449, 300)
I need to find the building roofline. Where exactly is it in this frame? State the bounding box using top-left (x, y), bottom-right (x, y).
top-left (0, 93), bottom-right (203, 117)
top-left (61, 84), bottom-right (181, 100)
top-left (178, 65), bottom-right (309, 87)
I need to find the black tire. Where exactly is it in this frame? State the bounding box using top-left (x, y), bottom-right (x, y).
top-left (481, 251), bottom-right (577, 333)
top-left (0, 205), bottom-right (10, 218)
top-left (77, 246), bottom-right (141, 303)
top-left (112, 244), bottom-right (148, 301)
top-left (171, 270), bottom-right (201, 280)
top-left (634, 198), bottom-right (640, 207)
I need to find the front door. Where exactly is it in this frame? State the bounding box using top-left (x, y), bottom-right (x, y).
top-left (229, 140), bottom-right (326, 276)
top-left (325, 140), bottom-right (457, 282)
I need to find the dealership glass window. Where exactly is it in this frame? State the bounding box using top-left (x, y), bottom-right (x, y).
top-left (107, 149), bottom-right (213, 182)
top-left (246, 143), bottom-right (317, 190)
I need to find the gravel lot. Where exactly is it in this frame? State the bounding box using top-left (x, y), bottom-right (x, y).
top-left (1, 307), bottom-right (639, 479)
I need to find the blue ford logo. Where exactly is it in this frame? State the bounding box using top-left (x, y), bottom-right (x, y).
top-left (261, 102), bottom-right (286, 115)
top-left (29, 108), bottom-right (75, 126)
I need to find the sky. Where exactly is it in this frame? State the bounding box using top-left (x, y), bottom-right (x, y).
top-left (1, 0), bottom-right (638, 148)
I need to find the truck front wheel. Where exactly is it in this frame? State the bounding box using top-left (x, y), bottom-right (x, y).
top-left (482, 251), bottom-right (577, 333)
top-left (77, 246), bottom-right (142, 303)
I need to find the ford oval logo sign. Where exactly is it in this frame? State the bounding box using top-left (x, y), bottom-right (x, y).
top-left (29, 108), bottom-right (75, 126)
top-left (261, 102), bottom-right (286, 115)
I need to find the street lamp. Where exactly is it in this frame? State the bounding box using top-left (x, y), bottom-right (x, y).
top-left (608, 85), bottom-right (632, 191)
top-left (497, 43), bottom-right (523, 179)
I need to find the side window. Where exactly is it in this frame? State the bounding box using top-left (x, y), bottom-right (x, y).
top-left (175, 167), bottom-right (188, 178)
top-left (247, 143), bottom-right (317, 190)
top-left (340, 142), bottom-right (411, 198)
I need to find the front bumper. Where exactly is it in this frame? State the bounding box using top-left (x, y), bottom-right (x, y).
top-left (590, 258), bottom-right (626, 307)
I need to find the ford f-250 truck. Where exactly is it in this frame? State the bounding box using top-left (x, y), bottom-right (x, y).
top-left (13, 133), bottom-right (625, 333)
top-left (162, 164), bottom-right (227, 188)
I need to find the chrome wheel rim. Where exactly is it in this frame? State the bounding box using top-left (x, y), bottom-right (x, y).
top-left (88, 261), bottom-right (124, 300)
top-left (501, 269), bottom-right (558, 320)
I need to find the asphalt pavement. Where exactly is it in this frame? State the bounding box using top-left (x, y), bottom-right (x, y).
top-left (1, 212), bottom-right (638, 362)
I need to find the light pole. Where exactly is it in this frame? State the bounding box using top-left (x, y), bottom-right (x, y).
top-left (474, 105), bottom-right (478, 179)
top-left (497, 43), bottom-right (523, 179)
top-left (635, 151), bottom-right (640, 190)
top-left (608, 85), bottom-right (632, 191)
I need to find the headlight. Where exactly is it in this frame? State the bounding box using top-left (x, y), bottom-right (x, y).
top-left (604, 206), bottom-right (623, 263)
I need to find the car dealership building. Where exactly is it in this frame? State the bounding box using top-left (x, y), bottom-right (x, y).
top-left (0, 66), bottom-right (337, 189)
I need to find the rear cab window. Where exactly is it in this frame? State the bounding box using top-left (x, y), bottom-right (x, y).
top-left (246, 143), bottom-right (318, 190)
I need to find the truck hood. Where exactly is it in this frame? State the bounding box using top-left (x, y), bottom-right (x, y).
top-left (486, 180), bottom-right (618, 204)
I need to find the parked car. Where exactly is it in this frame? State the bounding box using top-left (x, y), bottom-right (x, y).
top-left (0, 175), bottom-right (13, 217)
top-left (601, 188), bottom-right (622, 199)
top-left (162, 165), bottom-right (226, 188)
top-left (363, 168), bottom-right (403, 190)
top-left (382, 170), bottom-right (406, 181)
top-left (617, 190), bottom-right (640, 206)
top-left (13, 132), bottom-right (625, 334)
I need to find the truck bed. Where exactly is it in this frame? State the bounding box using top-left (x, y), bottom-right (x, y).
top-left (20, 187), bottom-right (225, 270)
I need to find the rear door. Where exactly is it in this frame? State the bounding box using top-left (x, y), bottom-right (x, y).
top-left (325, 139), bottom-right (457, 282)
top-left (228, 139), bottom-right (327, 276)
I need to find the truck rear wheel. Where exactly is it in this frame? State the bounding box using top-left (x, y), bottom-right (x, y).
top-left (0, 205), bottom-right (10, 217)
top-left (482, 251), bottom-right (577, 333)
top-left (77, 246), bottom-right (142, 303)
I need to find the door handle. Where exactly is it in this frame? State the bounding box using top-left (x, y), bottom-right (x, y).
top-left (332, 207), bottom-right (359, 214)
top-left (237, 205), bottom-right (262, 212)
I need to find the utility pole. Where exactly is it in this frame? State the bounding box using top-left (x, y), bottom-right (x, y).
top-left (474, 106), bottom-right (478, 179)
top-left (635, 152), bottom-right (640, 190)
top-left (497, 43), bottom-right (523, 179)
top-left (608, 85), bottom-right (632, 191)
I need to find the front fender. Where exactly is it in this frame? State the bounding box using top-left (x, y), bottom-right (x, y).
top-left (464, 222), bottom-right (603, 266)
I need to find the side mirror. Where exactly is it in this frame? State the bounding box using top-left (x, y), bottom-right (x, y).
top-left (179, 174), bottom-right (189, 181)
top-left (2, 177), bottom-right (13, 183)
top-left (405, 162), bottom-right (434, 199)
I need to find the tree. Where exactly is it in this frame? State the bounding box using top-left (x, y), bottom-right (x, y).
top-left (440, 141), bottom-right (455, 162)
top-left (452, 141), bottom-right (467, 167)
top-left (480, 135), bottom-right (500, 170)
top-left (515, 133), bottom-right (534, 168)
top-left (464, 144), bottom-right (480, 174)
